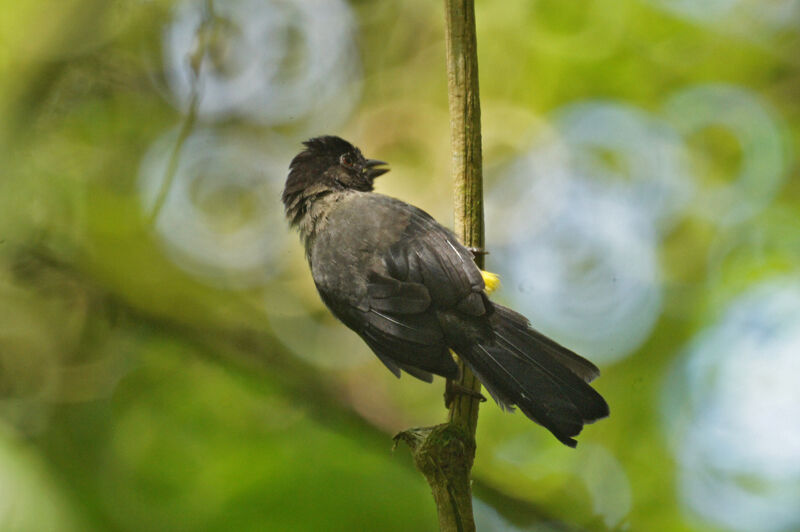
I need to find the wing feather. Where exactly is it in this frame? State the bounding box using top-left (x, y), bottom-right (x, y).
top-left (314, 195), bottom-right (486, 381)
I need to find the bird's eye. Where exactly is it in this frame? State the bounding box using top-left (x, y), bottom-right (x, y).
top-left (339, 154), bottom-right (354, 168)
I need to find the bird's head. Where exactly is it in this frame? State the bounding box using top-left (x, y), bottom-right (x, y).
top-left (282, 136), bottom-right (389, 219)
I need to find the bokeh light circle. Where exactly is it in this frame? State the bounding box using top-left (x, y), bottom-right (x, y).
top-left (553, 101), bottom-right (693, 232)
top-left (663, 84), bottom-right (786, 226)
top-left (488, 107), bottom-right (671, 364)
top-left (164, 0), bottom-right (361, 128)
top-left (138, 128), bottom-right (290, 287)
top-left (663, 278), bottom-right (800, 532)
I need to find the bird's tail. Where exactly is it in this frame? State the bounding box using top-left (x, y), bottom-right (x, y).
top-left (455, 305), bottom-right (609, 447)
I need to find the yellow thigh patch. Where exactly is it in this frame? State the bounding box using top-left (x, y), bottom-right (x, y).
top-left (480, 270), bottom-right (500, 294)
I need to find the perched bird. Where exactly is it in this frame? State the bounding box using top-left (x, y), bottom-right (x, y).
top-left (282, 136), bottom-right (609, 446)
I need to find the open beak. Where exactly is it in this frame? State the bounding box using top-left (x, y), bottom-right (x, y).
top-left (365, 159), bottom-right (389, 179)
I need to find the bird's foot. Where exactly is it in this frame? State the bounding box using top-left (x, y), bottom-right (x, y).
top-left (468, 246), bottom-right (489, 259)
top-left (444, 379), bottom-right (487, 407)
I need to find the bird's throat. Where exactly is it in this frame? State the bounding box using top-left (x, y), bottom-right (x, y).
top-left (287, 189), bottom-right (352, 251)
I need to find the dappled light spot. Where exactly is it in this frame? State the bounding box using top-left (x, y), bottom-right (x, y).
top-left (0, 431), bottom-right (84, 531)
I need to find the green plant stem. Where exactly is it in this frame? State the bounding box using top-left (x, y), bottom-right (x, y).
top-left (396, 1), bottom-right (484, 530)
top-left (444, 0), bottom-right (484, 436)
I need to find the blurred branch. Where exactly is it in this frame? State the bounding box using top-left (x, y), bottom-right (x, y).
top-left (397, 0), bottom-right (484, 530)
top-left (9, 245), bottom-right (383, 446)
top-left (146, 0), bottom-right (216, 226)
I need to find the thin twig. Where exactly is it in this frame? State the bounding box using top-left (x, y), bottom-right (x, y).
top-left (147, 0), bottom-right (215, 226)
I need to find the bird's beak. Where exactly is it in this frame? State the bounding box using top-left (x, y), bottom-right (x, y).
top-left (365, 159), bottom-right (390, 179)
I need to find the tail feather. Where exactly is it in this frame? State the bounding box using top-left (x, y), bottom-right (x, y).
top-left (455, 305), bottom-right (609, 447)
top-left (495, 306), bottom-right (601, 383)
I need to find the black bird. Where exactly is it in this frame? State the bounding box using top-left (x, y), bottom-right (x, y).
top-left (282, 136), bottom-right (609, 446)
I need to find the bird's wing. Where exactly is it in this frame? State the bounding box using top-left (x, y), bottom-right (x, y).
top-left (380, 204), bottom-right (487, 313)
top-left (354, 203), bottom-right (490, 380)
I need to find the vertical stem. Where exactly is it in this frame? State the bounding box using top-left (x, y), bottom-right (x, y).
top-left (396, 2), bottom-right (484, 530)
top-left (444, 0), bottom-right (484, 438)
top-left (443, 0), bottom-right (484, 526)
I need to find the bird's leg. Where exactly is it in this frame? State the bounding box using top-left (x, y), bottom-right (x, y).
top-left (444, 379), bottom-right (487, 407)
top-left (468, 246), bottom-right (488, 259)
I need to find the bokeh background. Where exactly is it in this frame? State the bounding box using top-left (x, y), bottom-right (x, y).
top-left (1, 0), bottom-right (799, 530)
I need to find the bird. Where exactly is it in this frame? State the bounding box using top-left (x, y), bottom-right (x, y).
top-left (281, 135), bottom-right (609, 447)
